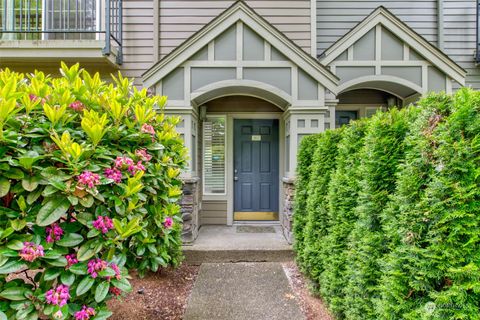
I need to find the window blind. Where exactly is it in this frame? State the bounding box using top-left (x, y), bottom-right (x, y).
top-left (203, 117), bottom-right (226, 194)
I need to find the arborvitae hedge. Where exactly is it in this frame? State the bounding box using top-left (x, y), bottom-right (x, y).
top-left (293, 88), bottom-right (480, 320)
top-left (301, 130), bottom-right (342, 281)
top-left (318, 120), bottom-right (368, 317)
top-left (292, 134), bottom-right (322, 268)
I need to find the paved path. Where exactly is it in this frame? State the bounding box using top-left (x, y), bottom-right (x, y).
top-left (183, 262), bottom-right (305, 320)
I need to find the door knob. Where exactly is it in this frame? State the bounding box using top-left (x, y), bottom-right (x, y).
top-left (234, 176), bottom-right (239, 181)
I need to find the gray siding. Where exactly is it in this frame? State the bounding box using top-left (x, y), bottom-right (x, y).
top-left (121, 0), bottom-right (155, 85)
top-left (443, 0), bottom-right (480, 89)
top-left (316, 0), bottom-right (480, 89)
top-left (159, 0), bottom-right (312, 58)
top-left (200, 200), bottom-right (228, 225)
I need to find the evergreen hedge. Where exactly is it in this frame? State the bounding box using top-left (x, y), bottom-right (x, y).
top-left (301, 130), bottom-right (342, 282)
top-left (292, 134), bottom-right (321, 268)
top-left (292, 88), bottom-right (480, 319)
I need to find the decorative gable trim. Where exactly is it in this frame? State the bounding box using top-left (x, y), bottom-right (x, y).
top-left (143, 1), bottom-right (338, 92)
top-left (320, 6), bottom-right (466, 85)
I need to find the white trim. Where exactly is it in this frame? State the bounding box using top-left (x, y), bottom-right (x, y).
top-left (330, 60), bottom-right (430, 67)
top-left (183, 60), bottom-right (293, 68)
top-left (403, 44), bottom-right (410, 61)
top-left (265, 42), bottom-right (271, 61)
top-left (337, 75), bottom-right (425, 97)
top-left (320, 7), bottom-right (466, 85)
top-left (202, 115), bottom-right (227, 197)
top-left (375, 24), bottom-right (382, 75)
top-left (208, 41), bottom-right (215, 62)
top-left (153, 0), bottom-right (159, 61)
top-left (236, 21), bottom-right (243, 62)
top-left (142, 2), bottom-right (338, 92)
top-left (190, 79), bottom-right (292, 110)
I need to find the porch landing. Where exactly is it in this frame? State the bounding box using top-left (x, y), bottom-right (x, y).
top-left (183, 225), bottom-right (293, 264)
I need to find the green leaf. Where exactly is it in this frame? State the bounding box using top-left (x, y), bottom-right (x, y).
top-left (76, 243), bottom-right (96, 261)
top-left (21, 176), bottom-right (39, 192)
top-left (0, 287), bottom-right (28, 301)
top-left (43, 269), bottom-right (61, 281)
top-left (0, 260), bottom-right (26, 274)
top-left (92, 309), bottom-right (113, 320)
top-left (0, 311), bottom-right (7, 320)
top-left (68, 262), bottom-right (88, 275)
top-left (60, 271), bottom-right (75, 286)
top-left (4, 168), bottom-right (24, 180)
top-left (0, 177), bottom-right (10, 197)
top-left (111, 277), bottom-right (132, 293)
top-left (26, 188), bottom-right (42, 205)
top-left (79, 195), bottom-right (94, 208)
top-left (10, 219), bottom-right (27, 231)
top-left (94, 282), bottom-right (110, 303)
top-left (36, 198), bottom-right (70, 226)
top-left (87, 228), bottom-right (101, 238)
top-left (6, 240), bottom-right (24, 250)
top-left (76, 276), bottom-right (95, 296)
top-left (56, 233), bottom-right (83, 247)
top-left (46, 256), bottom-right (67, 267)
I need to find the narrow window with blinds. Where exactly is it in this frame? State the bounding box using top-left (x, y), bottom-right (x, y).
top-left (203, 117), bottom-right (226, 195)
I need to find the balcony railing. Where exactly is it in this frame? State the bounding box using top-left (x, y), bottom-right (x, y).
top-left (0, 0), bottom-right (122, 64)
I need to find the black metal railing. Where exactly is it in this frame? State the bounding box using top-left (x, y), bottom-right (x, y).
top-left (0, 0), bottom-right (122, 64)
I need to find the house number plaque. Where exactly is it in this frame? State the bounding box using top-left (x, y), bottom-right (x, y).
top-left (251, 135), bottom-right (261, 141)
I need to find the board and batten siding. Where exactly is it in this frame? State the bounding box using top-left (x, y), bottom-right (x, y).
top-left (121, 0), bottom-right (155, 85)
top-left (316, 0), bottom-right (480, 90)
top-left (159, 0), bottom-right (312, 58)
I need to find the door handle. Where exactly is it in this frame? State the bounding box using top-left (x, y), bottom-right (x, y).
top-left (234, 176), bottom-right (239, 181)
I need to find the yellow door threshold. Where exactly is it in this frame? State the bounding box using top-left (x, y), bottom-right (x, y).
top-left (234, 211), bottom-right (279, 221)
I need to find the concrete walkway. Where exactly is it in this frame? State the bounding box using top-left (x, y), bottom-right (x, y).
top-left (183, 225), bottom-right (294, 263)
top-left (184, 262), bottom-right (305, 320)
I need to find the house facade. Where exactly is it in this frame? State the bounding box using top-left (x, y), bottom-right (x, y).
top-left (1, 0), bottom-right (478, 242)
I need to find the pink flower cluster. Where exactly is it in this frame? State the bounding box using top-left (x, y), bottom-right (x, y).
top-left (104, 168), bottom-right (122, 183)
top-left (45, 284), bottom-right (70, 307)
top-left (19, 242), bottom-right (44, 262)
top-left (135, 148), bottom-right (152, 162)
top-left (46, 223), bottom-right (64, 243)
top-left (113, 156), bottom-right (145, 175)
top-left (74, 306), bottom-right (96, 320)
top-left (141, 123), bottom-right (155, 135)
top-left (77, 171), bottom-right (100, 189)
top-left (69, 100), bottom-right (85, 112)
top-left (114, 156), bottom-right (134, 169)
top-left (66, 253), bottom-right (78, 269)
top-left (109, 263), bottom-right (122, 280)
top-left (163, 217), bottom-right (174, 229)
top-left (87, 258), bottom-right (108, 278)
top-left (92, 216), bottom-right (114, 234)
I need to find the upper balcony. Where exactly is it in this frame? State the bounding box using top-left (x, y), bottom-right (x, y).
top-left (0, 0), bottom-right (122, 70)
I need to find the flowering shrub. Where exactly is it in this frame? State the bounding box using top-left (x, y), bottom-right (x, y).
top-left (0, 63), bottom-right (187, 319)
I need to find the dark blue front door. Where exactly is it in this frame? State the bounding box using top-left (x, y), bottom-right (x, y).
top-left (234, 119), bottom-right (279, 220)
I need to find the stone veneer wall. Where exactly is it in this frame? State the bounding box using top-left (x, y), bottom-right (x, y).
top-left (180, 178), bottom-right (200, 243)
top-left (281, 178), bottom-right (295, 244)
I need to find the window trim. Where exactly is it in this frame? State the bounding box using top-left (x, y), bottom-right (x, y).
top-left (202, 115), bottom-right (227, 196)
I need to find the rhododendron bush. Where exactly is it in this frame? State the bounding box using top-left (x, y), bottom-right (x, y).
top-left (0, 63), bottom-right (187, 319)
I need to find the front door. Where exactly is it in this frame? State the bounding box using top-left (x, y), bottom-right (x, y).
top-left (234, 119), bottom-right (279, 221)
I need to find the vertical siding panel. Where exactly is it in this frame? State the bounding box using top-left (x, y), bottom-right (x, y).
top-left (159, 0), bottom-right (312, 58)
top-left (121, 0), bottom-right (155, 86)
top-left (443, 0), bottom-right (480, 89)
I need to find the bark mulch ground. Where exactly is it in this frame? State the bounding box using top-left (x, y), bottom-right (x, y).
top-left (283, 262), bottom-right (335, 320)
top-left (108, 264), bottom-right (200, 320)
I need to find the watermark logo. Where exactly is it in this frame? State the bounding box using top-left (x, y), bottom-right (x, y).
top-left (424, 302), bottom-right (436, 315)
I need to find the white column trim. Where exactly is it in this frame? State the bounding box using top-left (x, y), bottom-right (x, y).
top-left (375, 24), bottom-right (382, 75)
top-left (153, 0), bottom-right (159, 62)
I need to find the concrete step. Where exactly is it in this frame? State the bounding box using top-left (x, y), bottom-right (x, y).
top-left (182, 225), bottom-right (294, 264)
